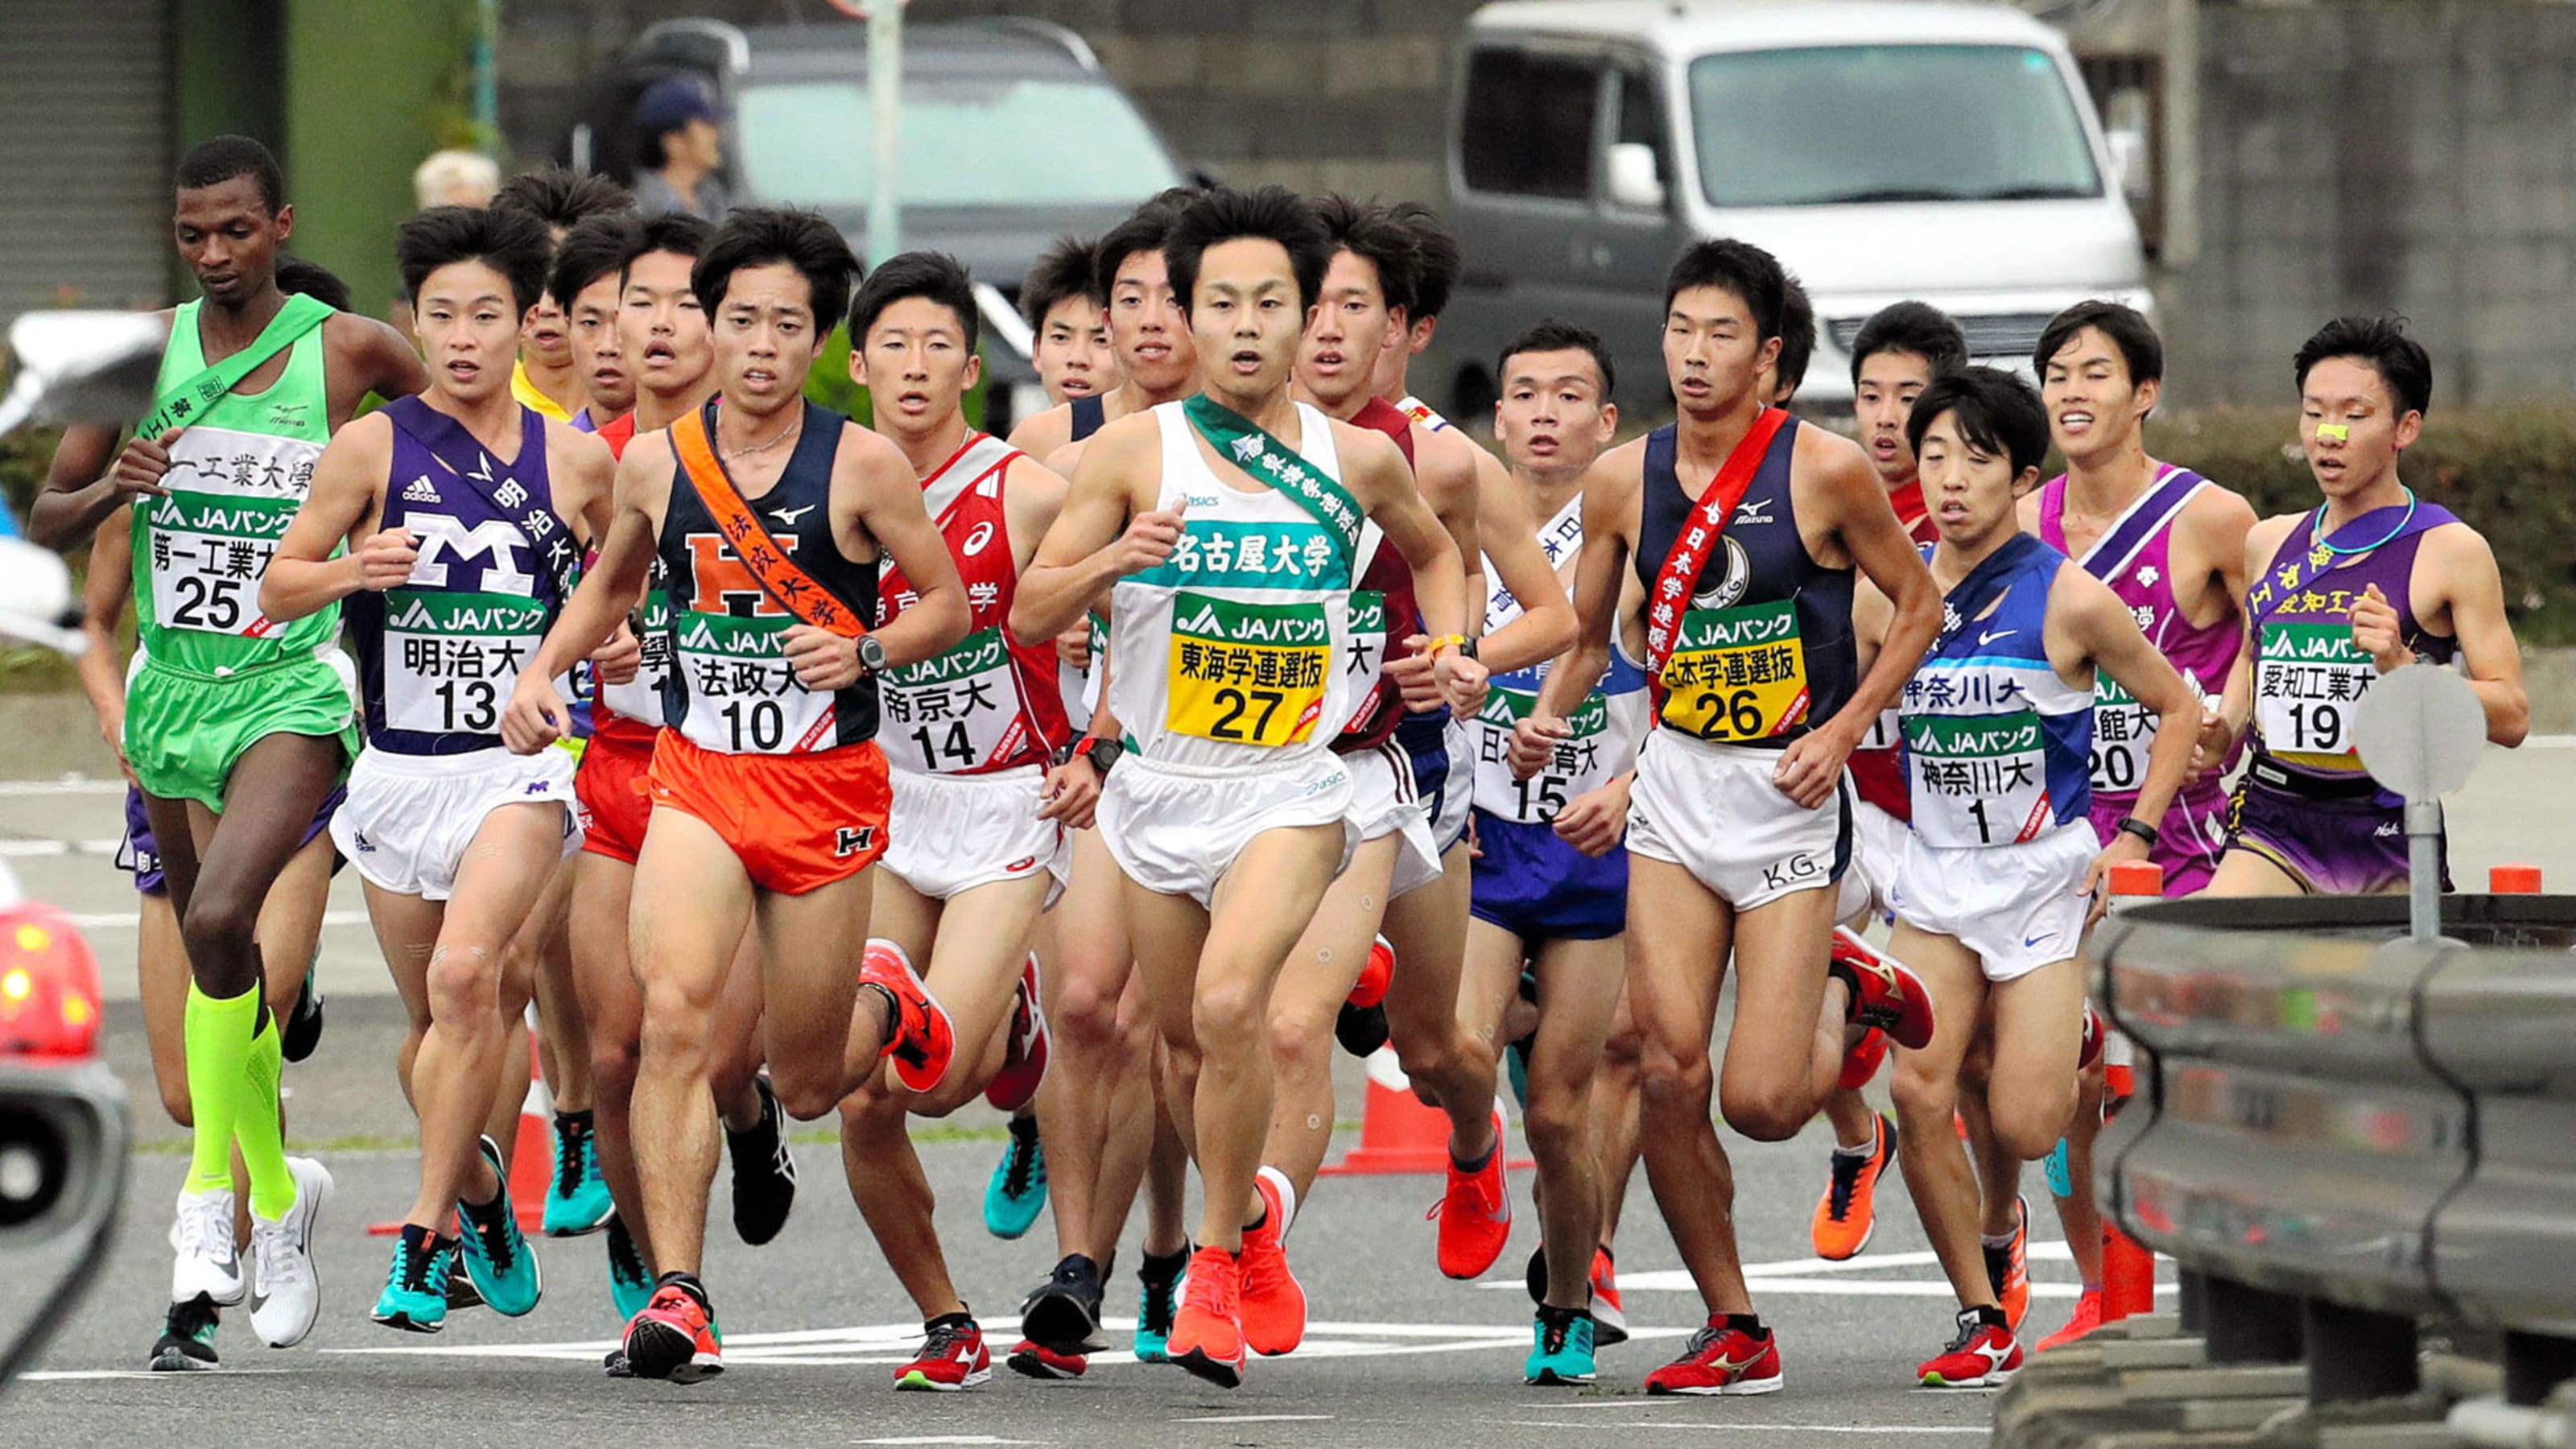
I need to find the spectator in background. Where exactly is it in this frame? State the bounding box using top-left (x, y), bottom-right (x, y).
top-left (631, 76), bottom-right (732, 219)
top-left (413, 149), bottom-right (501, 210)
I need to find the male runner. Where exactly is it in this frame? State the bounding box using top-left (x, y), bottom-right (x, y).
top-left (568, 213), bottom-right (797, 1330)
top-left (1880, 366), bottom-right (2200, 1388)
top-left (1809, 301), bottom-right (1967, 1264)
top-left (556, 213), bottom-right (642, 433)
top-left (1013, 185), bottom-right (1483, 1389)
top-left (29, 135), bottom-right (427, 1351)
top-left (1460, 320), bottom-right (1644, 1385)
top-left (263, 204), bottom-right (616, 1331)
top-left (1511, 238), bottom-right (1944, 1396)
top-left (2199, 316), bottom-right (2528, 891)
top-left (502, 207), bottom-right (968, 1381)
top-left (489, 167), bottom-right (635, 420)
top-left (833, 252), bottom-right (1082, 1390)
top-left (2018, 300), bottom-right (2252, 1348)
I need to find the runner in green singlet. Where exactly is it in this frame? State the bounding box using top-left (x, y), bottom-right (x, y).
top-left (28, 136), bottom-right (426, 1351)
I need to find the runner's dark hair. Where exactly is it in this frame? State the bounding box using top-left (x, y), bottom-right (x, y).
top-left (1776, 271), bottom-right (1816, 399)
top-left (548, 212), bottom-right (644, 310)
top-left (1093, 187), bottom-right (1199, 301)
top-left (2035, 299), bottom-right (2161, 389)
top-left (175, 134), bottom-right (285, 213)
top-left (275, 256), bottom-right (353, 313)
top-left (1165, 186), bottom-right (1331, 318)
top-left (1662, 238), bottom-right (1787, 340)
top-left (491, 167), bottom-right (635, 238)
top-left (1852, 299), bottom-right (1968, 386)
top-left (1020, 235), bottom-right (1103, 328)
top-left (848, 250), bottom-right (979, 353)
top-left (691, 206), bottom-right (861, 332)
top-left (395, 204), bottom-right (555, 317)
top-left (1311, 195), bottom-right (1422, 320)
top-left (2294, 314), bottom-right (2432, 418)
top-left (1498, 318), bottom-right (1615, 402)
top-left (1385, 201), bottom-right (1461, 323)
top-left (617, 212), bottom-right (714, 289)
top-left (1906, 365), bottom-right (2050, 479)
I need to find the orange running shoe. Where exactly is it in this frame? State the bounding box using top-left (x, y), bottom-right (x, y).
top-left (1984, 1196), bottom-right (2031, 1332)
top-left (2033, 1287), bottom-right (2104, 1353)
top-left (1831, 927), bottom-right (1936, 1051)
top-left (1587, 1245), bottom-right (1628, 1348)
top-left (1811, 1113), bottom-right (1897, 1261)
top-left (1238, 1173), bottom-right (1307, 1356)
top-left (1838, 1026), bottom-right (1889, 1091)
top-left (1432, 1106), bottom-right (1513, 1279)
top-left (1348, 933), bottom-right (1393, 1009)
top-left (861, 939), bottom-right (956, 1093)
top-left (1167, 1245), bottom-right (1248, 1388)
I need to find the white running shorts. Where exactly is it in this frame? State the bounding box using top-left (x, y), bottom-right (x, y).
top-left (331, 745), bottom-right (579, 902)
top-left (1097, 750), bottom-right (1356, 908)
top-left (1890, 817), bottom-right (2098, 984)
top-left (1625, 729), bottom-right (1851, 911)
top-left (883, 763), bottom-right (1072, 905)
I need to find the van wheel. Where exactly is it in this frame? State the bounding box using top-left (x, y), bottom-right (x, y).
top-left (1450, 369), bottom-right (1497, 430)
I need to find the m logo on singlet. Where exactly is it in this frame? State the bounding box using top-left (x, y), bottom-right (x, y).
top-left (686, 533), bottom-right (798, 617)
top-left (834, 825), bottom-right (877, 857)
top-left (407, 513), bottom-right (535, 594)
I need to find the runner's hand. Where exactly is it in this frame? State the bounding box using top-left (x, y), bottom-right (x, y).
top-left (1554, 776), bottom-right (1632, 858)
top-left (1509, 713), bottom-right (1571, 781)
top-left (782, 624), bottom-right (861, 691)
top-left (2190, 708), bottom-right (2235, 777)
top-left (355, 527), bottom-right (419, 592)
top-left (2082, 832), bottom-right (2151, 927)
top-left (2351, 584), bottom-right (2409, 672)
top-left (589, 622), bottom-right (642, 687)
top-left (108, 427), bottom-right (181, 499)
top-left (501, 674), bottom-right (570, 753)
top-left (1426, 642), bottom-right (1488, 716)
top-left (1111, 497), bottom-right (1187, 574)
top-left (1385, 643), bottom-right (1441, 712)
top-left (1055, 620), bottom-right (1092, 671)
top-left (1038, 756), bottom-right (1101, 830)
top-left (1772, 723), bottom-right (1856, 810)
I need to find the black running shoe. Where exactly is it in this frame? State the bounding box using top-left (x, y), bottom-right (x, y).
top-left (282, 960), bottom-right (324, 1063)
top-left (727, 1074), bottom-right (797, 1247)
top-left (1019, 1253), bottom-right (1108, 1355)
top-left (1334, 1001), bottom-right (1390, 1058)
top-left (148, 1294), bottom-right (221, 1370)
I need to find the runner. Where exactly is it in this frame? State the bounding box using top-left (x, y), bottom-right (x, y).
top-left (556, 213), bottom-right (642, 432)
top-left (1510, 238), bottom-right (1945, 1397)
top-left (28, 135), bottom-right (427, 1352)
top-left (1012, 185), bottom-right (1483, 1389)
top-left (2019, 300), bottom-right (2253, 1348)
top-left (1008, 188), bottom-right (1200, 459)
top-left (1810, 301), bottom-right (1967, 1265)
top-left (1875, 365), bottom-right (2201, 1388)
top-left (566, 212), bottom-right (799, 1335)
top-left (1459, 320), bottom-right (1644, 1386)
top-left (502, 206), bottom-right (970, 1382)
top-left (488, 167), bottom-right (636, 422)
top-left (2199, 316), bottom-right (2528, 894)
top-left (832, 251), bottom-right (1082, 1392)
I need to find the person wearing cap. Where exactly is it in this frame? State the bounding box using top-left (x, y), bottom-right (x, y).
top-left (632, 76), bottom-right (732, 220)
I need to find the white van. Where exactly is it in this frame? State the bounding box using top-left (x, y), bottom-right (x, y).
top-left (1429, 0), bottom-right (2152, 415)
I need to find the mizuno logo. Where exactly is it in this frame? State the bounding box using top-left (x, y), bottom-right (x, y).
top-left (402, 477), bottom-right (442, 504)
top-left (1732, 498), bottom-right (1775, 526)
top-left (770, 504), bottom-right (817, 527)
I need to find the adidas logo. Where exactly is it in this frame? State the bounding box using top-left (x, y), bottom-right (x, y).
top-left (402, 477), bottom-right (442, 504)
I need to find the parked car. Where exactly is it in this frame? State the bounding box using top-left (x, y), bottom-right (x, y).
top-left (566, 16), bottom-right (1192, 427)
top-left (1428, 0), bottom-right (2153, 419)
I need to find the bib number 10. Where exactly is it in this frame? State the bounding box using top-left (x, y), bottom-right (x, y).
top-left (723, 699), bottom-right (786, 752)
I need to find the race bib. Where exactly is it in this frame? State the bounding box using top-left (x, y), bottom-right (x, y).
top-left (1475, 679), bottom-right (1614, 824)
top-left (1657, 599), bottom-right (1810, 742)
top-left (1860, 705), bottom-right (1904, 753)
top-left (881, 625), bottom-right (1027, 774)
top-left (601, 587), bottom-right (673, 724)
top-left (1165, 591), bottom-right (1330, 747)
top-left (383, 592), bottom-right (547, 736)
top-left (1905, 711), bottom-right (2054, 848)
top-left (675, 613), bottom-right (833, 755)
top-left (2088, 674), bottom-right (2156, 794)
top-left (142, 431), bottom-right (319, 638)
top-left (2254, 621), bottom-right (2374, 766)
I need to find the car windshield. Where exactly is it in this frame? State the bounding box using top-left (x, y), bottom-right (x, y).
top-left (1688, 44), bottom-right (2101, 208)
top-left (738, 76), bottom-right (1181, 208)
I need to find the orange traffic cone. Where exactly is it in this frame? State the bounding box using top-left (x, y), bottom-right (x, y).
top-left (2492, 863), bottom-right (2543, 894)
top-left (2098, 859), bottom-right (2160, 1320)
top-left (1321, 1047), bottom-right (1534, 1176)
top-left (369, 1005), bottom-right (553, 1234)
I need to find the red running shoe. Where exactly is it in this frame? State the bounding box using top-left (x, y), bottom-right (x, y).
top-left (1984, 1196), bottom-right (2032, 1333)
top-left (1167, 1245), bottom-right (1247, 1389)
top-left (1838, 1026), bottom-right (1889, 1091)
top-left (983, 955), bottom-right (1051, 1112)
top-left (861, 939), bottom-right (956, 1093)
top-left (2079, 1001), bottom-right (2106, 1071)
top-left (1005, 1338), bottom-right (1088, 1379)
top-left (1643, 1319), bottom-right (1783, 1396)
top-left (1588, 1245), bottom-right (1628, 1348)
top-left (894, 1315), bottom-right (992, 1392)
top-left (1832, 927), bottom-right (1935, 1051)
top-left (1432, 1106), bottom-right (1513, 1279)
top-left (1347, 934), bottom-right (1394, 1009)
top-left (1238, 1174), bottom-right (1307, 1356)
top-left (622, 1280), bottom-right (722, 1384)
top-left (1918, 1307), bottom-right (2023, 1388)
top-left (2033, 1288), bottom-right (2104, 1353)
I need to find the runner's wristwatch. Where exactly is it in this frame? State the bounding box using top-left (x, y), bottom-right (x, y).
top-left (856, 634), bottom-right (889, 675)
top-left (1057, 735), bottom-right (1122, 774)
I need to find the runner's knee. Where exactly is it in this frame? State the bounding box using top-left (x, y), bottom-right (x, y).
top-left (1056, 968), bottom-right (1125, 1052)
top-left (1266, 1005), bottom-right (1334, 1084)
top-left (1637, 1043), bottom-right (1710, 1114)
top-left (1521, 1080), bottom-right (1589, 1161)
top-left (1718, 1076), bottom-right (1807, 1143)
top-left (1191, 975), bottom-right (1267, 1052)
top-left (1891, 1058), bottom-right (1959, 1129)
top-left (423, 945), bottom-right (501, 1022)
top-left (178, 890), bottom-right (262, 997)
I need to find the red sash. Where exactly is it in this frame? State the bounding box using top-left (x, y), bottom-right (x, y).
top-left (671, 407), bottom-right (869, 639)
top-left (1641, 406), bottom-right (1790, 679)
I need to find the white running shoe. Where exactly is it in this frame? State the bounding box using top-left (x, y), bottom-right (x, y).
top-left (171, 1184), bottom-right (246, 1307)
top-left (249, 1158), bottom-right (333, 1348)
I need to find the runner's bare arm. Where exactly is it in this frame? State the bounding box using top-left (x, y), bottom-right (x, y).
top-left (545, 421), bottom-right (619, 546)
top-left (27, 424), bottom-right (142, 549)
top-left (1345, 423), bottom-right (1483, 712)
top-left (505, 437), bottom-right (667, 750)
top-left (1014, 414), bottom-right (1170, 642)
top-left (1514, 444), bottom-right (1641, 776)
top-left (260, 412), bottom-right (399, 623)
top-left (821, 424), bottom-right (969, 680)
top-left (75, 506), bottom-right (135, 768)
top-left (2060, 564), bottom-right (2201, 882)
top-left (2414, 526), bottom-right (2529, 746)
top-left (325, 312), bottom-right (431, 427)
top-left (1468, 443), bottom-right (1577, 674)
top-left (2184, 484), bottom-right (2260, 629)
top-left (1851, 572), bottom-right (1894, 682)
top-left (1001, 453), bottom-right (1071, 576)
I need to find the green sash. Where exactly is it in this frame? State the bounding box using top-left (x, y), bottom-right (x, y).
top-left (1181, 394), bottom-right (1362, 574)
top-left (138, 292), bottom-right (334, 440)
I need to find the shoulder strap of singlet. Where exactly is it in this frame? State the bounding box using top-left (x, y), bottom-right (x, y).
top-left (919, 431), bottom-right (1021, 525)
top-left (1069, 393), bottom-right (1105, 443)
top-left (2076, 464), bottom-right (2206, 582)
top-left (671, 404), bottom-right (869, 638)
top-left (2247, 499), bottom-right (2458, 630)
top-left (139, 291), bottom-right (333, 440)
top-left (1931, 534), bottom-right (2053, 656)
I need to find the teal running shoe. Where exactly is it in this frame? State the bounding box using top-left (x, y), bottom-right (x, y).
top-left (371, 1226), bottom-right (451, 1333)
top-left (543, 1109), bottom-right (616, 1237)
top-left (983, 1117), bottom-right (1047, 1240)
top-left (455, 1135), bottom-right (543, 1317)
top-left (1133, 1257), bottom-right (1185, 1364)
top-left (1525, 1307), bottom-right (1597, 1386)
top-left (606, 1215), bottom-right (654, 1322)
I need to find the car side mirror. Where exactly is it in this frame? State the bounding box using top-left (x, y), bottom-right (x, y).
top-left (0, 310), bottom-right (171, 436)
top-left (1605, 141), bottom-right (1666, 212)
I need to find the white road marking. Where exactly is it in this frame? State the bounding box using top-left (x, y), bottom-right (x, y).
top-left (1174, 1415), bottom-right (1335, 1423)
top-left (60, 907), bottom-right (372, 931)
top-left (853, 1439), bottom-right (1048, 1447)
top-left (0, 837), bottom-right (123, 857)
top-left (1496, 1424), bottom-right (1985, 1436)
top-left (0, 778), bottom-right (124, 798)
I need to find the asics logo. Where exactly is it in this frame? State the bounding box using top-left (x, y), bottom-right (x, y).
top-left (961, 520), bottom-right (997, 556)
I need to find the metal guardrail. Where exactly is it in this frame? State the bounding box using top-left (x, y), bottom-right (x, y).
top-left (0, 1059), bottom-right (130, 1385)
top-left (2092, 893), bottom-right (2576, 1411)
